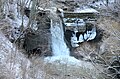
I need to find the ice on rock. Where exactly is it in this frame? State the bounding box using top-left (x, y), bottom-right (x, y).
top-left (70, 27), bottom-right (97, 47)
top-left (78, 34), bottom-right (84, 42)
top-left (71, 36), bottom-right (79, 47)
top-left (84, 33), bottom-right (88, 40)
top-left (87, 28), bottom-right (96, 41)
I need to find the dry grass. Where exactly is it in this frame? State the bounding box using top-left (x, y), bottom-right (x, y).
top-left (43, 61), bottom-right (103, 79)
top-left (71, 16), bottom-right (120, 79)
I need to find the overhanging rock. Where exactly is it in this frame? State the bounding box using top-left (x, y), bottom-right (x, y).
top-left (61, 7), bottom-right (99, 47)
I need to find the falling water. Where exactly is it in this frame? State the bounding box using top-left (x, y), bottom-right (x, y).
top-left (43, 13), bottom-right (99, 73)
top-left (50, 19), bottom-right (70, 56)
top-left (44, 18), bottom-right (85, 65)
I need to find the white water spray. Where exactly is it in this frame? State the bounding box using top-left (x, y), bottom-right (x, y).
top-left (45, 17), bottom-right (85, 65)
top-left (50, 20), bottom-right (70, 56)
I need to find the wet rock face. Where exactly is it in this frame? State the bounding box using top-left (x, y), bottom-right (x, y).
top-left (23, 28), bottom-right (52, 57)
top-left (64, 31), bottom-right (75, 47)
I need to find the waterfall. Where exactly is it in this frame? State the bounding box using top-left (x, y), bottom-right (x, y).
top-left (50, 19), bottom-right (69, 56)
top-left (44, 18), bottom-right (83, 65)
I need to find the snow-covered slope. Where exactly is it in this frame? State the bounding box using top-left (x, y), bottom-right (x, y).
top-left (0, 31), bottom-right (48, 79)
top-left (0, 32), bottom-right (30, 79)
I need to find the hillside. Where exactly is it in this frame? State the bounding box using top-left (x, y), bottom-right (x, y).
top-left (0, 0), bottom-right (120, 79)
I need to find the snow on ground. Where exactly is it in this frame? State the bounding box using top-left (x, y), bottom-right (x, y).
top-left (0, 31), bottom-right (47, 79)
top-left (25, 0), bottom-right (32, 8)
top-left (74, 8), bottom-right (99, 13)
top-left (64, 18), bottom-right (86, 27)
top-left (6, 16), bottom-right (29, 28)
top-left (0, 32), bottom-right (30, 79)
top-left (65, 22), bottom-right (85, 27)
top-left (88, 0), bottom-right (115, 10)
top-left (88, 0), bottom-right (106, 9)
top-left (45, 56), bottom-right (94, 69)
top-left (2, 0), bottom-right (29, 29)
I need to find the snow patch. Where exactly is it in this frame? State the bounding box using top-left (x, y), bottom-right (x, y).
top-left (74, 8), bottom-right (99, 13)
top-left (87, 27), bottom-right (96, 41)
top-left (0, 32), bottom-right (31, 79)
top-left (64, 18), bottom-right (86, 27)
top-left (71, 27), bottom-right (97, 47)
top-left (45, 56), bottom-right (94, 69)
top-left (25, 0), bottom-right (32, 8)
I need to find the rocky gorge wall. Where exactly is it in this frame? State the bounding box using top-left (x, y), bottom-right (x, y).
top-left (0, 0), bottom-right (120, 79)
top-left (70, 16), bottom-right (120, 61)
